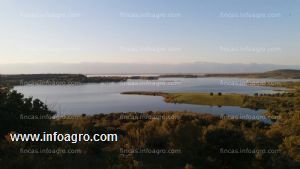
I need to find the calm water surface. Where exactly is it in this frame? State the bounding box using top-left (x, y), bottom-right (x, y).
top-left (14, 77), bottom-right (293, 122)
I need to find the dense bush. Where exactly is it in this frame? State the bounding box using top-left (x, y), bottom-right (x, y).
top-left (0, 89), bottom-right (299, 169)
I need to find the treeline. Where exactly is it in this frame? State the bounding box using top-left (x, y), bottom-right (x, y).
top-left (0, 74), bottom-right (162, 86)
top-left (242, 82), bottom-right (300, 113)
top-left (159, 69), bottom-right (300, 79)
top-left (204, 69), bottom-right (300, 79)
top-left (0, 74), bottom-right (128, 86)
top-left (0, 88), bottom-right (299, 169)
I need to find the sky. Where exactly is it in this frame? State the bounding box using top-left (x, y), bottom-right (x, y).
top-left (0, 0), bottom-right (299, 67)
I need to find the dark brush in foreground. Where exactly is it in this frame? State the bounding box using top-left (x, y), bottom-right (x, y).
top-left (0, 88), bottom-right (299, 169)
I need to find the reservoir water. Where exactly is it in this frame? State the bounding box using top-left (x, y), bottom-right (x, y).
top-left (14, 77), bottom-right (292, 122)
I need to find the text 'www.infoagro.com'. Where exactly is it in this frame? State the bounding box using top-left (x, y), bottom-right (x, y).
top-left (9, 132), bottom-right (118, 143)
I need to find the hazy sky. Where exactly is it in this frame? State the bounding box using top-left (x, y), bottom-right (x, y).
top-left (0, 0), bottom-right (299, 65)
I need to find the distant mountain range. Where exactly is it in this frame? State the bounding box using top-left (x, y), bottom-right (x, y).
top-left (1, 62), bottom-right (300, 74)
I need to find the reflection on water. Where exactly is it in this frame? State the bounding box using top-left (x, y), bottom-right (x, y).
top-left (14, 77), bottom-right (292, 123)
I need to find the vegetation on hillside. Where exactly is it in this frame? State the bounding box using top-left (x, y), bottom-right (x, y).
top-left (122, 85), bottom-right (300, 118)
top-left (0, 74), bottom-right (162, 86)
top-left (204, 69), bottom-right (300, 79)
top-left (0, 86), bottom-right (299, 169)
top-left (1, 69), bottom-right (299, 87)
top-left (159, 69), bottom-right (300, 79)
top-left (0, 74), bottom-right (128, 86)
